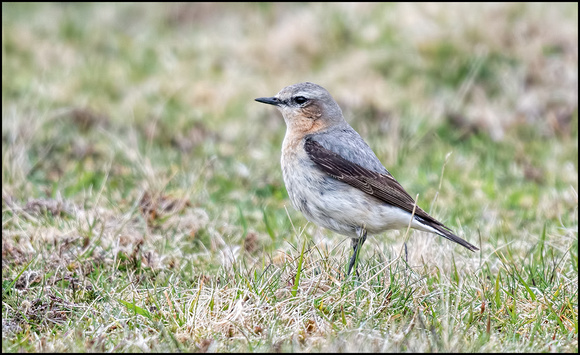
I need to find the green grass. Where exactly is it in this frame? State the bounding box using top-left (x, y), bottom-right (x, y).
top-left (2, 2), bottom-right (578, 352)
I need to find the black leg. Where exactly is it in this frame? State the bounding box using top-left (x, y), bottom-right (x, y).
top-left (347, 230), bottom-right (367, 276)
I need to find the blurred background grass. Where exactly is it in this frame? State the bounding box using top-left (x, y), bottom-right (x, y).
top-left (2, 2), bottom-right (578, 352)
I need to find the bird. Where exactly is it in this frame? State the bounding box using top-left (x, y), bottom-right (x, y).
top-left (255, 82), bottom-right (478, 276)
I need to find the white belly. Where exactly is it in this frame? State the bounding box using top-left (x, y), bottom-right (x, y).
top-left (282, 155), bottom-right (419, 239)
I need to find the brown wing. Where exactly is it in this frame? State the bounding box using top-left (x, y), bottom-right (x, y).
top-left (304, 137), bottom-right (479, 251)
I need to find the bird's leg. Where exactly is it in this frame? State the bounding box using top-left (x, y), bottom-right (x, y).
top-left (347, 227), bottom-right (367, 277)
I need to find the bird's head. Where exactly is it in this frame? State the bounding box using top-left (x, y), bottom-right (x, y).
top-left (255, 82), bottom-right (344, 136)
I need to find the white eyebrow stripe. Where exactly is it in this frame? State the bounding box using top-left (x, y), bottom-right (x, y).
top-left (293, 91), bottom-right (311, 98)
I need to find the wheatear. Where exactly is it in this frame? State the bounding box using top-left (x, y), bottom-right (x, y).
top-left (255, 82), bottom-right (478, 275)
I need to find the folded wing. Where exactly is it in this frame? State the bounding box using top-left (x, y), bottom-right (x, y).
top-left (304, 137), bottom-right (479, 251)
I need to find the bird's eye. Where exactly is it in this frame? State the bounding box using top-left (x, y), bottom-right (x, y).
top-left (294, 96), bottom-right (308, 105)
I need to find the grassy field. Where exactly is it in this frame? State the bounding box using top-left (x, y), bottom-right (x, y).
top-left (2, 3), bottom-right (578, 352)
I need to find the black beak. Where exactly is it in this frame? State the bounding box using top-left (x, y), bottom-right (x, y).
top-left (255, 96), bottom-right (280, 106)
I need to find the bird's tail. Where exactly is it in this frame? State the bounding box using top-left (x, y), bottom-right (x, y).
top-left (415, 216), bottom-right (479, 251)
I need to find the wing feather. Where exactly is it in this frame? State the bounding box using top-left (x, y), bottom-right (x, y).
top-left (304, 137), bottom-right (478, 251)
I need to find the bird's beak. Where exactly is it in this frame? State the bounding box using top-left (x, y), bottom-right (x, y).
top-left (255, 96), bottom-right (280, 106)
